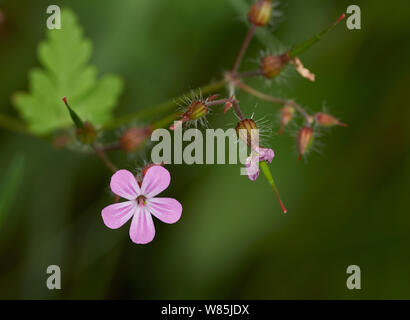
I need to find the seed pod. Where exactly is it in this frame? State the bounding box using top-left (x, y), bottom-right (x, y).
top-left (76, 122), bottom-right (97, 145)
top-left (314, 112), bottom-right (347, 127)
top-left (236, 118), bottom-right (258, 146)
top-left (260, 54), bottom-right (289, 79)
top-left (248, 0), bottom-right (273, 27)
top-left (279, 105), bottom-right (295, 134)
top-left (120, 127), bottom-right (152, 152)
top-left (297, 126), bottom-right (314, 160)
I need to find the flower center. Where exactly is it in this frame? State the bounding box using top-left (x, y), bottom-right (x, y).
top-left (136, 195), bottom-right (147, 207)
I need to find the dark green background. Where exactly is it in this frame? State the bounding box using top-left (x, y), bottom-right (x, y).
top-left (1, 0), bottom-right (410, 299)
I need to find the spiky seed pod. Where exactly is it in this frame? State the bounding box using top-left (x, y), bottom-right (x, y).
top-left (260, 53), bottom-right (290, 79)
top-left (297, 126), bottom-right (314, 160)
top-left (314, 112), bottom-right (347, 127)
top-left (236, 118), bottom-right (258, 146)
top-left (248, 0), bottom-right (273, 27)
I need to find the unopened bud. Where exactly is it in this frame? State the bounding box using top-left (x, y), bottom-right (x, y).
top-left (236, 118), bottom-right (258, 146)
top-left (297, 126), bottom-right (314, 160)
top-left (279, 105), bottom-right (295, 134)
top-left (314, 112), bottom-right (347, 127)
top-left (260, 54), bottom-right (289, 79)
top-left (248, 0), bottom-right (272, 27)
top-left (120, 127), bottom-right (152, 152)
top-left (76, 122), bottom-right (97, 145)
top-left (184, 100), bottom-right (209, 121)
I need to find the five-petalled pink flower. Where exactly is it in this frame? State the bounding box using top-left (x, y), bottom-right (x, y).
top-left (101, 166), bottom-right (182, 244)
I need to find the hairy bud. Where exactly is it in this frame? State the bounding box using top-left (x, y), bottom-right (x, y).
top-left (248, 0), bottom-right (272, 27)
top-left (120, 126), bottom-right (152, 152)
top-left (279, 105), bottom-right (295, 134)
top-left (297, 126), bottom-right (314, 160)
top-left (76, 122), bottom-right (97, 145)
top-left (182, 100), bottom-right (209, 122)
top-left (314, 112), bottom-right (347, 127)
top-left (260, 54), bottom-right (289, 79)
top-left (236, 118), bottom-right (258, 146)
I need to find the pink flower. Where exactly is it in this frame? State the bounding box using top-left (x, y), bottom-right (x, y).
top-left (246, 147), bottom-right (275, 181)
top-left (101, 166), bottom-right (182, 244)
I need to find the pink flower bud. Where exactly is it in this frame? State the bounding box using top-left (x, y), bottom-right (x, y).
top-left (279, 105), bottom-right (295, 134)
top-left (248, 0), bottom-right (272, 27)
top-left (120, 126), bottom-right (152, 152)
top-left (297, 126), bottom-right (314, 160)
top-left (314, 112), bottom-right (347, 127)
top-left (260, 54), bottom-right (289, 79)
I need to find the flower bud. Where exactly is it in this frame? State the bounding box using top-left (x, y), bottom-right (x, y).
top-left (120, 126), bottom-right (152, 152)
top-left (279, 105), bottom-right (295, 134)
top-left (314, 112), bottom-right (347, 127)
top-left (235, 118), bottom-right (258, 146)
top-left (76, 122), bottom-right (97, 145)
top-left (248, 0), bottom-right (272, 27)
top-left (184, 100), bottom-right (209, 121)
top-left (297, 126), bottom-right (314, 160)
top-left (260, 54), bottom-right (289, 79)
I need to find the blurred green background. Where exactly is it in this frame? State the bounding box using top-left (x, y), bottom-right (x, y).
top-left (1, 0), bottom-right (410, 299)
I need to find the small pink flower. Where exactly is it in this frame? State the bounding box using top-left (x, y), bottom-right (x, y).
top-left (101, 166), bottom-right (182, 244)
top-left (246, 147), bottom-right (275, 181)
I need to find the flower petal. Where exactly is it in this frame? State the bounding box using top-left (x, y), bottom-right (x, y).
top-left (101, 201), bottom-right (136, 229)
top-left (110, 170), bottom-right (141, 200)
top-left (258, 147), bottom-right (274, 163)
top-left (246, 155), bottom-right (260, 181)
top-left (148, 197), bottom-right (182, 224)
top-left (129, 206), bottom-right (155, 244)
top-left (141, 166), bottom-right (170, 198)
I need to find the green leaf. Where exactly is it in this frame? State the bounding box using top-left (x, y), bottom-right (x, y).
top-left (0, 155), bottom-right (25, 225)
top-left (13, 8), bottom-right (123, 135)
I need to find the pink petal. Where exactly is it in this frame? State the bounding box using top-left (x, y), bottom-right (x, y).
top-left (129, 206), bottom-right (155, 244)
top-left (246, 155), bottom-right (260, 181)
top-left (148, 197), bottom-right (182, 224)
top-left (110, 170), bottom-right (141, 200)
top-left (258, 147), bottom-right (274, 163)
top-left (101, 201), bottom-right (136, 229)
top-left (141, 166), bottom-right (170, 198)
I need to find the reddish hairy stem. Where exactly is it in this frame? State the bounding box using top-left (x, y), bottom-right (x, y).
top-left (234, 80), bottom-right (313, 124)
top-left (232, 24), bottom-right (256, 74)
top-left (92, 144), bottom-right (118, 173)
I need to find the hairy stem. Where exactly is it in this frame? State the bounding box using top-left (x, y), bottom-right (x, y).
top-left (232, 24), bottom-right (256, 74)
top-left (92, 144), bottom-right (118, 173)
top-left (105, 80), bottom-right (227, 130)
top-left (234, 80), bottom-right (313, 124)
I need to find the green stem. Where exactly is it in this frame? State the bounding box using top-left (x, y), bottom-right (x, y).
top-left (0, 113), bottom-right (28, 134)
top-left (259, 161), bottom-right (287, 214)
top-left (104, 80), bottom-right (227, 130)
top-left (152, 112), bottom-right (180, 130)
top-left (289, 13), bottom-right (346, 58)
